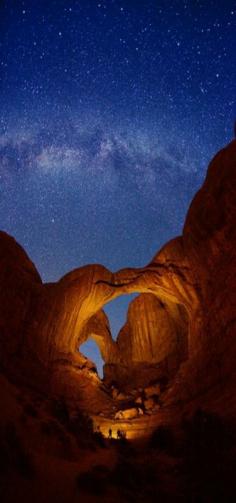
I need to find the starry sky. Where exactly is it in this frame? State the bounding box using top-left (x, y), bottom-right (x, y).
top-left (0, 1), bottom-right (235, 374)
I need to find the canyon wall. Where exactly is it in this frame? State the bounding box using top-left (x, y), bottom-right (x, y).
top-left (0, 139), bottom-right (235, 417)
top-left (116, 294), bottom-right (188, 364)
top-left (0, 231), bottom-right (42, 367)
top-left (176, 139), bottom-right (236, 410)
top-left (102, 293), bottom-right (188, 388)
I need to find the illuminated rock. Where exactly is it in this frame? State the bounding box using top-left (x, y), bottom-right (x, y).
top-left (169, 138), bottom-right (236, 405)
top-left (116, 392), bottom-right (129, 401)
top-left (138, 407), bottom-right (144, 415)
top-left (116, 294), bottom-right (188, 364)
top-left (143, 398), bottom-right (156, 411)
top-left (0, 139), bottom-right (235, 421)
top-left (103, 293), bottom-right (188, 387)
top-left (115, 408), bottom-right (140, 420)
top-left (144, 384), bottom-right (161, 398)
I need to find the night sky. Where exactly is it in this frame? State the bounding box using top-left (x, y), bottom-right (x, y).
top-left (0, 1), bottom-right (235, 374)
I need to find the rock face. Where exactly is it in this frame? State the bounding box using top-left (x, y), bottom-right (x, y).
top-left (0, 139), bottom-right (235, 420)
top-left (176, 139), bottom-right (236, 408)
top-left (116, 294), bottom-right (188, 364)
top-left (79, 309), bottom-right (118, 363)
top-left (103, 293), bottom-right (188, 389)
top-left (0, 231), bottom-right (42, 368)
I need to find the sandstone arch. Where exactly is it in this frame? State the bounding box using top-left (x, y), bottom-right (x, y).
top-left (0, 139), bottom-right (235, 416)
top-left (77, 292), bottom-right (189, 387)
top-left (24, 233), bottom-right (199, 369)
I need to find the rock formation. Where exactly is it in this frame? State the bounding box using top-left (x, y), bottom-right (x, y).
top-left (0, 231), bottom-right (42, 368)
top-left (116, 294), bottom-right (188, 364)
top-left (0, 139), bottom-right (235, 421)
top-left (103, 293), bottom-right (188, 389)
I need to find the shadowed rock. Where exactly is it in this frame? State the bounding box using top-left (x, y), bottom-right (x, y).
top-left (0, 139), bottom-right (235, 420)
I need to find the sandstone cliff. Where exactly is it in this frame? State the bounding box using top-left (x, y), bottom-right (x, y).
top-left (0, 231), bottom-right (42, 367)
top-left (0, 140), bottom-right (235, 420)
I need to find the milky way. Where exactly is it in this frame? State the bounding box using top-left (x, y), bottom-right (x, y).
top-left (0, 1), bottom-right (235, 371)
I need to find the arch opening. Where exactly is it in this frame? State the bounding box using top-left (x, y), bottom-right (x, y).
top-left (103, 293), bottom-right (139, 340)
top-left (78, 290), bottom-right (190, 390)
top-left (80, 338), bottom-right (104, 378)
top-left (102, 293), bottom-right (190, 392)
top-left (78, 294), bottom-right (139, 379)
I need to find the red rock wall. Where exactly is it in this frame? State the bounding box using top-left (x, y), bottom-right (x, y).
top-left (0, 140), bottom-right (235, 416)
top-left (116, 294), bottom-right (188, 364)
top-left (0, 231), bottom-right (42, 365)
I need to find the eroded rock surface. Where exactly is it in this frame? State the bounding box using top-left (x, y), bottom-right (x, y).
top-left (0, 139), bottom-right (235, 421)
top-left (102, 293), bottom-right (188, 390)
top-left (0, 231), bottom-right (42, 368)
top-left (116, 294), bottom-right (188, 364)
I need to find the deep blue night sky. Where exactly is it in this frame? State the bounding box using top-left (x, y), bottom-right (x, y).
top-left (0, 1), bottom-right (235, 374)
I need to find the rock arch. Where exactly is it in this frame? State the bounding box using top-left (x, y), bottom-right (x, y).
top-left (0, 139), bottom-right (235, 416)
top-left (77, 292), bottom-right (189, 385)
top-left (24, 234), bottom-right (200, 369)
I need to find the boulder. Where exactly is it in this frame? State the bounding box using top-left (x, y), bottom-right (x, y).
top-left (144, 384), bottom-right (161, 398)
top-left (115, 408), bottom-right (140, 420)
top-left (116, 392), bottom-right (129, 401)
top-left (144, 398), bottom-right (156, 411)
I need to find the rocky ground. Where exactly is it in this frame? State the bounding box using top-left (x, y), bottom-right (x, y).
top-left (1, 371), bottom-right (236, 502)
top-left (0, 140), bottom-right (236, 501)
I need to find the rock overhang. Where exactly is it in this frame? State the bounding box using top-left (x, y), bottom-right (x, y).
top-left (0, 139), bottom-right (235, 423)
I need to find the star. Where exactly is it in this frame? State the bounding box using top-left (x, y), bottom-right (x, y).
top-left (0, 0), bottom-right (234, 371)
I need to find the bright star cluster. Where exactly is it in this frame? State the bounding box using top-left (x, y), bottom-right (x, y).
top-left (0, 1), bottom-right (235, 368)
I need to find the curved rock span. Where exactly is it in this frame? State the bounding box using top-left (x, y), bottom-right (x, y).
top-left (0, 139), bottom-right (235, 424)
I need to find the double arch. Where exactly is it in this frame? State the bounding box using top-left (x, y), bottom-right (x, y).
top-left (28, 237), bottom-right (201, 367)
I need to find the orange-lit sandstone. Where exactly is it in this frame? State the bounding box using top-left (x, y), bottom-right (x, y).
top-left (0, 139), bottom-right (235, 427)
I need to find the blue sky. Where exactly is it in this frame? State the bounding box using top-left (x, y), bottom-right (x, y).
top-left (0, 1), bottom-right (235, 374)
